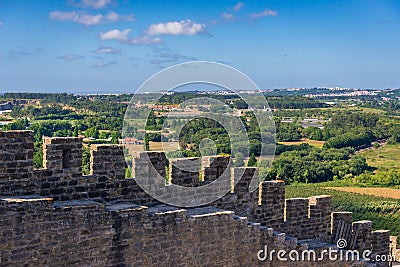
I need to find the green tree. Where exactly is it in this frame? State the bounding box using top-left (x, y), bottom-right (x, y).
top-left (82, 145), bottom-right (91, 175)
top-left (99, 131), bottom-right (110, 139)
top-left (2, 119), bottom-right (28, 130)
top-left (233, 153), bottom-right (245, 167)
top-left (247, 154), bottom-right (257, 167)
top-left (73, 127), bottom-right (79, 137)
top-left (84, 127), bottom-right (99, 139)
top-left (144, 133), bottom-right (149, 150)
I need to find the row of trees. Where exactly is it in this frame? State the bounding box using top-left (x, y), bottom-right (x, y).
top-left (323, 130), bottom-right (374, 149)
top-left (3, 93), bottom-right (77, 103)
top-left (266, 96), bottom-right (327, 109)
top-left (267, 147), bottom-right (370, 184)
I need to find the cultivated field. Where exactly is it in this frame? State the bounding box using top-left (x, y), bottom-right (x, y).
top-left (125, 144), bottom-right (144, 154)
top-left (149, 141), bottom-right (180, 152)
top-left (325, 187), bottom-right (400, 199)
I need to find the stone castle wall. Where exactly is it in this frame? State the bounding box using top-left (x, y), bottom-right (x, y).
top-left (0, 130), bottom-right (395, 266)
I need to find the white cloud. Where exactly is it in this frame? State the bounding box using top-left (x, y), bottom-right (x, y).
top-left (106, 11), bottom-right (119, 22)
top-left (92, 60), bottom-right (116, 68)
top-left (99, 29), bottom-right (162, 45)
top-left (233, 2), bottom-right (244, 12)
top-left (57, 54), bottom-right (86, 61)
top-left (222, 12), bottom-right (234, 21)
top-left (150, 46), bottom-right (197, 65)
top-left (147, 19), bottom-right (205, 36)
top-left (92, 46), bottom-right (120, 53)
top-left (130, 36), bottom-right (162, 45)
top-left (106, 11), bottom-right (135, 22)
top-left (249, 9), bottom-right (278, 19)
top-left (0, 21), bottom-right (3, 28)
top-left (72, 0), bottom-right (112, 9)
top-left (73, 12), bottom-right (103, 25)
top-left (99, 29), bottom-right (131, 41)
top-left (49, 10), bottom-right (134, 26)
top-left (93, 55), bottom-right (105, 60)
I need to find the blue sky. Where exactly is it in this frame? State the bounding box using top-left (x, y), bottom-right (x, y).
top-left (0, 0), bottom-right (399, 93)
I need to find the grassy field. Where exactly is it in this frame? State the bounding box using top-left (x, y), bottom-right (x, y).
top-left (361, 143), bottom-right (400, 171)
top-left (286, 183), bottom-right (400, 239)
top-left (278, 138), bottom-right (325, 148)
top-left (345, 106), bottom-right (386, 114)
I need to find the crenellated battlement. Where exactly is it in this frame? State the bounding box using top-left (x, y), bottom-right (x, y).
top-left (0, 130), bottom-right (34, 177)
top-left (43, 136), bottom-right (83, 172)
top-left (0, 195), bottom-right (374, 266)
top-left (0, 131), bottom-right (395, 266)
